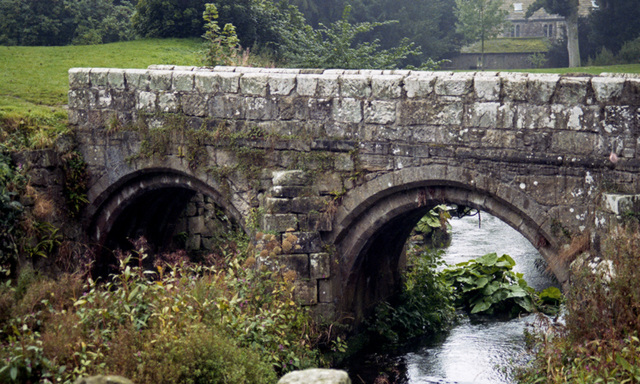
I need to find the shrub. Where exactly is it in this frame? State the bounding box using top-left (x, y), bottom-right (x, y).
top-left (366, 248), bottom-right (455, 345)
top-left (0, 238), bottom-right (321, 383)
top-left (0, 150), bottom-right (26, 276)
top-left (618, 37), bottom-right (640, 64)
top-left (518, 222), bottom-right (640, 383)
top-left (588, 46), bottom-right (618, 66)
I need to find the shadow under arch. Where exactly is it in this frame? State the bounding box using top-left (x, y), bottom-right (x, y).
top-left (327, 165), bottom-right (563, 324)
top-left (86, 168), bottom-right (245, 275)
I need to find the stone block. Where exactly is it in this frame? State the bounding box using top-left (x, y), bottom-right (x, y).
top-left (291, 231), bottom-right (323, 253)
top-left (277, 97), bottom-right (309, 120)
top-left (551, 131), bottom-right (600, 155)
top-left (359, 154), bottom-right (393, 171)
top-left (149, 70), bottom-right (173, 91)
top-left (404, 74), bottom-right (436, 98)
top-left (181, 93), bottom-right (208, 117)
top-left (516, 105), bottom-right (554, 130)
top-left (332, 98), bottom-right (362, 123)
top-left (124, 69), bottom-right (149, 90)
top-left (553, 77), bottom-right (589, 105)
top-left (195, 72), bottom-right (220, 93)
top-left (502, 74), bottom-right (528, 101)
top-left (525, 74), bottom-right (559, 104)
top-left (604, 105), bottom-right (635, 134)
top-left (308, 98), bottom-right (333, 121)
top-left (278, 369), bottom-right (350, 384)
top-left (318, 279), bottom-right (333, 303)
top-left (262, 213), bottom-right (299, 232)
top-left (271, 186), bottom-right (310, 198)
top-left (74, 375), bottom-right (134, 384)
top-left (244, 97), bottom-right (275, 120)
top-left (317, 75), bottom-right (340, 97)
top-left (136, 91), bottom-right (156, 112)
top-left (372, 75), bottom-right (403, 99)
top-left (435, 73), bottom-right (473, 96)
top-left (172, 71), bottom-right (195, 92)
top-left (334, 153), bottom-right (354, 171)
top-left (157, 92), bottom-right (179, 113)
top-left (266, 197), bottom-right (327, 214)
top-left (293, 279), bottom-right (317, 305)
top-left (399, 99), bottom-right (463, 126)
top-left (107, 69), bottom-right (126, 89)
top-left (69, 68), bottom-right (90, 89)
top-left (97, 89), bottom-right (112, 109)
top-left (296, 74), bottom-right (319, 96)
top-left (89, 68), bottom-right (109, 87)
top-left (218, 72), bottom-right (240, 93)
top-left (186, 234), bottom-right (201, 251)
top-left (300, 212), bottom-right (332, 232)
top-left (466, 102), bottom-right (500, 128)
top-left (283, 254), bottom-right (310, 278)
top-left (273, 170), bottom-right (309, 186)
top-left (473, 75), bottom-right (501, 101)
top-left (592, 77), bottom-right (625, 103)
top-left (340, 75), bottom-right (371, 98)
top-left (310, 253), bottom-right (331, 279)
top-left (240, 73), bottom-right (268, 96)
top-left (364, 100), bottom-right (397, 124)
top-left (315, 172), bottom-right (343, 194)
top-left (188, 215), bottom-right (206, 233)
top-left (268, 74), bottom-right (296, 96)
top-left (601, 193), bottom-right (640, 215)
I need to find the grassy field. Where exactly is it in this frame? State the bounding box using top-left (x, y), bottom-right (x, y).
top-left (0, 38), bottom-right (203, 107)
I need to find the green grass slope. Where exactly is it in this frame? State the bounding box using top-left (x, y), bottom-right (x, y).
top-left (0, 38), bottom-right (203, 107)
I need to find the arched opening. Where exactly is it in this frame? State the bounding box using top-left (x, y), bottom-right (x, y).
top-left (329, 173), bottom-right (561, 324)
top-left (87, 169), bottom-right (244, 277)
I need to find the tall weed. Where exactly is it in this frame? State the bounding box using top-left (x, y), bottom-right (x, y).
top-left (518, 222), bottom-right (640, 383)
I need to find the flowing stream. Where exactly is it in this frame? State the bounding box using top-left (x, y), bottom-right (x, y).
top-left (402, 212), bottom-right (558, 384)
top-left (348, 212), bottom-right (559, 384)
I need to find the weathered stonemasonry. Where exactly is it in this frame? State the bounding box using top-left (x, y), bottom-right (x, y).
top-left (69, 65), bottom-right (640, 323)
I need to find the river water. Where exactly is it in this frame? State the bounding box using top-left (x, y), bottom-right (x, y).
top-left (403, 213), bottom-right (558, 384)
top-left (350, 212), bottom-right (559, 384)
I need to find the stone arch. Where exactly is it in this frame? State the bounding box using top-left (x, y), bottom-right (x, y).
top-left (327, 164), bottom-right (564, 323)
top-left (86, 168), bottom-right (247, 270)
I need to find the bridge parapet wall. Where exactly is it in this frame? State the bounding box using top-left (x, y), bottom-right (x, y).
top-left (69, 66), bottom-right (640, 321)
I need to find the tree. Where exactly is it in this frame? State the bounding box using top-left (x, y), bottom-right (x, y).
top-left (284, 5), bottom-right (421, 69)
top-left (0, 0), bottom-right (135, 46)
top-left (526, 0), bottom-right (581, 67)
top-left (213, 0), bottom-right (309, 58)
top-left (348, 0), bottom-right (461, 66)
top-left (132, 0), bottom-right (206, 38)
top-left (589, 0), bottom-right (640, 54)
top-left (454, 0), bottom-right (509, 70)
top-left (202, 3), bottom-right (241, 66)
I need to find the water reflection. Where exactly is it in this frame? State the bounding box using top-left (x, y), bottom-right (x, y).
top-left (402, 213), bottom-right (557, 384)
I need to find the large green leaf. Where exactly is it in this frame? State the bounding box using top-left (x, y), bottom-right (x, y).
top-left (477, 252), bottom-right (499, 266)
top-left (495, 254), bottom-right (516, 268)
top-left (471, 298), bottom-right (493, 314)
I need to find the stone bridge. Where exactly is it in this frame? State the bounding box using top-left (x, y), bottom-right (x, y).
top-left (68, 65), bottom-right (640, 323)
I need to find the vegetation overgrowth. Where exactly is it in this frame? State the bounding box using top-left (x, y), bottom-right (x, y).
top-left (518, 222), bottom-right (640, 384)
top-left (0, 237), bottom-right (322, 383)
